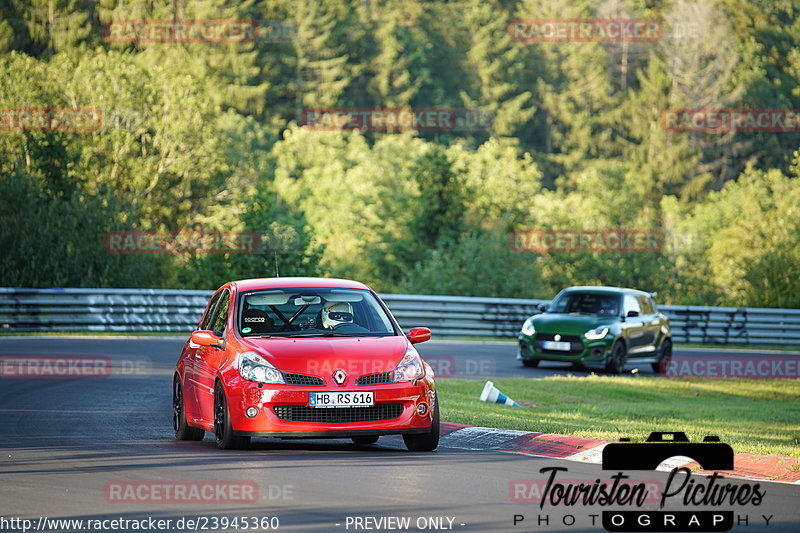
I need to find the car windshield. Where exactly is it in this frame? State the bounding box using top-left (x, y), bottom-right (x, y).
top-left (548, 292), bottom-right (620, 316)
top-left (238, 287), bottom-right (396, 338)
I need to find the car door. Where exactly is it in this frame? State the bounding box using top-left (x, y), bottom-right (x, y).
top-left (636, 295), bottom-right (661, 354)
top-left (193, 289), bottom-right (232, 423)
top-left (621, 294), bottom-right (647, 355)
top-left (182, 290), bottom-right (222, 418)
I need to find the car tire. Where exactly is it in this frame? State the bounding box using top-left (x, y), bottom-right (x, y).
top-left (173, 377), bottom-right (204, 441)
top-left (605, 340), bottom-right (627, 375)
top-left (652, 339), bottom-right (672, 375)
top-left (403, 394), bottom-right (440, 452)
top-left (214, 382), bottom-right (251, 450)
top-left (522, 359), bottom-right (540, 368)
top-left (352, 436), bottom-right (379, 445)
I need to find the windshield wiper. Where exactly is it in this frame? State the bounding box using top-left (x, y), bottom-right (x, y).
top-left (321, 332), bottom-right (377, 337)
top-left (286, 332), bottom-right (367, 337)
top-left (278, 332), bottom-right (390, 338)
top-left (242, 333), bottom-right (301, 338)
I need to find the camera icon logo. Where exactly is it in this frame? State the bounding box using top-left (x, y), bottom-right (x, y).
top-left (602, 432), bottom-right (734, 471)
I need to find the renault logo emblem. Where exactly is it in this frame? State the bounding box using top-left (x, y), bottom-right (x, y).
top-left (554, 334), bottom-right (561, 342)
top-left (333, 369), bottom-right (347, 385)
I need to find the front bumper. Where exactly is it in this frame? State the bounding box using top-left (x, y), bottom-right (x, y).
top-left (234, 428), bottom-right (430, 438)
top-left (517, 335), bottom-right (612, 362)
top-left (225, 376), bottom-right (436, 437)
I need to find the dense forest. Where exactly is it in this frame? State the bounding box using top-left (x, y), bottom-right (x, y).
top-left (1, 0), bottom-right (799, 307)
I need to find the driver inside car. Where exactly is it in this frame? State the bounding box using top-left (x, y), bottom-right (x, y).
top-left (321, 302), bottom-right (354, 329)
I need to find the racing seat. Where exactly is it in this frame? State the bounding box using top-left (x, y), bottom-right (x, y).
top-left (241, 308), bottom-right (274, 334)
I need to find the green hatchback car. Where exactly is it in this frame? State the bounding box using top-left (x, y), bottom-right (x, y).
top-left (517, 286), bottom-right (672, 374)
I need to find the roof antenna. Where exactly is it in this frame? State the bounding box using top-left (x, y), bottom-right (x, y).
top-left (274, 250), bottom-right (280, 277)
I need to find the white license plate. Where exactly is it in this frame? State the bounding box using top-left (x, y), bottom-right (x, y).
top-left (542, 340), bottom-right (572, 351)
top-left (309, 391), bottom-right (374, 408)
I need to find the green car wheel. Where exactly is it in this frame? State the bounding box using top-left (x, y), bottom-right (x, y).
top-left (605, 340), bottom-right (627, 374)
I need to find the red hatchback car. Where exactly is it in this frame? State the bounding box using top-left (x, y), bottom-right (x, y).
top-left (172, 277), bottom-right (439, 451)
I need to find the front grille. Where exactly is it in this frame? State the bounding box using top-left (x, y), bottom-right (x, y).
top-left (283, 373), bottom-right (325, 386)
top-left (273, 404), bottom-right (404, 423)
top-left (533, 333), bottom-right (584, 355)
top-left (356, 371), bottom-right (394, 385)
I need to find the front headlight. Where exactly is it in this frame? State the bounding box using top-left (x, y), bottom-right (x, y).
top-left (521, 317), bottom-right (536, 336)
top-left (393, 348), bottom-right (424, 382)
top-left (239, 352), bottom-right (285, 384)
top-left (584, 326), bottom-right (609, 340)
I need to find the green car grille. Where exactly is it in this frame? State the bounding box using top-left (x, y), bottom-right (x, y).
top-left (533, 333), bottom-right (584, 355)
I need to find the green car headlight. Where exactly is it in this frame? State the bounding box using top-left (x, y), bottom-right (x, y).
top-left (584, 326), bottom-right (609, 340)
top-left (521, 317), bottom-right (536, 336)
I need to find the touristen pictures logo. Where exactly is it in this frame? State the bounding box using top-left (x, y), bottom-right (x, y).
top-left (511, 433), bottom-right (770, 532)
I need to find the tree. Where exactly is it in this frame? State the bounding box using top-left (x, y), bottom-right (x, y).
top-left (660, 0), bottom-right (744, 191)
top-left (281, 0), bottom-right (353, 121)
top-left (366, 0), bottom-right (434, 109)
top-left (0, 169), bottom-right (166, 288)
top-left (621, 54), bottom-right (700, 203)
top-left (515, 0), bottom-right (620, 174)
top-left (5, 0), bottom-right (96, 57)
top-left (458, 0), bottom-right (535, 139)
top-left (400, 231), bottom-right (543, 298)
top-left (522, 160), bottom-right (672, 299)
top-left (448, 138), bottom-right (542, 231)
top-left (663, 166), bottom-right (800, 308)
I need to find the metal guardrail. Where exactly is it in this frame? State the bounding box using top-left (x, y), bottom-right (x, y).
top-left (2, 287), bottom-right (800, 346)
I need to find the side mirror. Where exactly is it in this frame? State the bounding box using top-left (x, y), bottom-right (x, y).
top-left (537, 303), bottom-right (549, 312)
top-left (407, 327), bottom-right (431, 344)
top-left (626, 310), bottom-right (640, 318)
top-left (191, 330), bottom-right (226, 349)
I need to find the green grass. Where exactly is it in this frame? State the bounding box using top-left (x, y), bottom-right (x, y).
top-left (673, 343), bottom-right (800, 352)
top-left (438, 376), bottom-right (800, 457)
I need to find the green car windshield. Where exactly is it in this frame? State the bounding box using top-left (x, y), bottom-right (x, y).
top-left (548, 292), bottom-right (620, 316)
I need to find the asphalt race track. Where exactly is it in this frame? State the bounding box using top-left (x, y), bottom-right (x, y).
top-left (4, 337), bottom-right (798, 379)
top-left (1, 337), bottom-right (798, 532)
